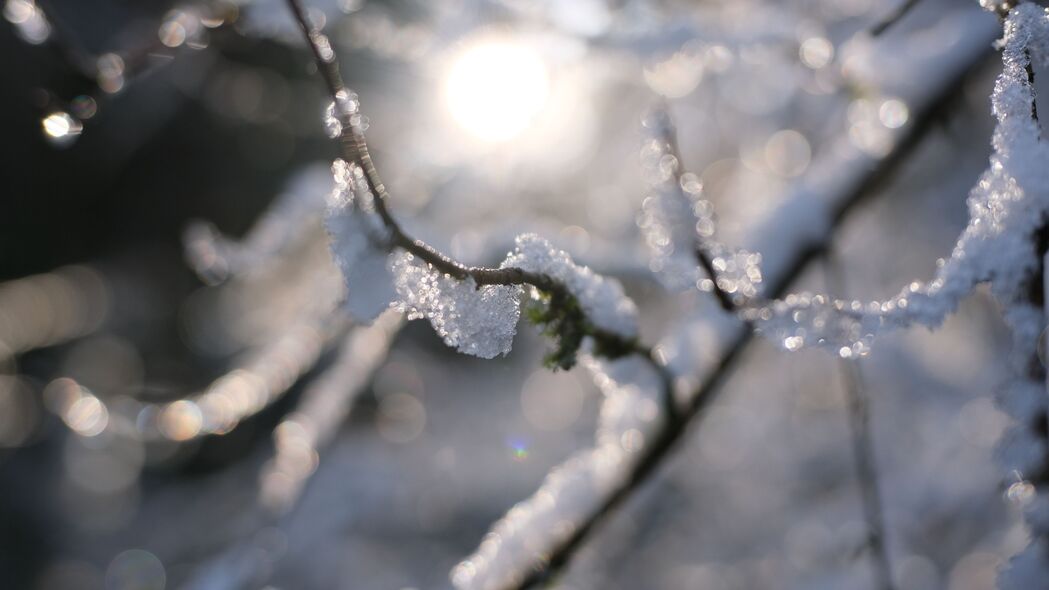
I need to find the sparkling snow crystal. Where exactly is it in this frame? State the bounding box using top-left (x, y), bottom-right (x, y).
top-left (391, 252), bottom-right (521, 358)
top-left (504, 234), bottom-right (639, 339)
top-left (638, 108), bottom-right (763, 302)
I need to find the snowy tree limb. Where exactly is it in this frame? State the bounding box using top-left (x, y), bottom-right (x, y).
top-left (283, 0), bottom-right (670, 379)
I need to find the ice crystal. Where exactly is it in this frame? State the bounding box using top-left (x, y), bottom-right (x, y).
top-left (504, 234), bottom-right (639, 339)
top-left (390, 252), bottom-right (521, 358)
top-left (452, 356), bottom-right (665, 590)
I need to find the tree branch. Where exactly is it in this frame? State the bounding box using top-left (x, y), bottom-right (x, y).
top-left (282, 0), bottom-right (666, 378)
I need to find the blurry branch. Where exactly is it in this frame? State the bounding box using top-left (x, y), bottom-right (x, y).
top-left (825, 252), bottom-right (895, 590)
top-left (260, 310), bottom-right (403, 514)
top-left (184, 312), bottom-right (403, 590)
top-left (870, 0), bottom-right (924, 36)
top-left (48, 298), bottom-right (350, 442)
top-left (512, 30), bottom-right (994, 589)
top-left (282, 0), bottom-right (670, 383)
top-left (6, 0), bottom-right (236, 141)
top-left (655, 116), bottom-right (737, 314)
top-left (0, 265), bottom-right (109, 367)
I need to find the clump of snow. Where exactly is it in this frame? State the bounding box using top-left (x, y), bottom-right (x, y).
top-left (504, 234), bottom-right (639, 339)
top-left (183, 165), bottom-right (330, 284)
top-left (391, 252), bottom-right (521, 358)
top-left (328, 187), bottom-right (643, 357)
top-left (324, 158), bottom-right (397, 322)
top-left (451, 355), bottom-right (666, 590)
top-left (327, 158), bottom-right (520, 354)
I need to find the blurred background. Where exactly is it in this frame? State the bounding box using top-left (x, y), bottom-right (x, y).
top-left (0, 0), bottom-right (1035, 588)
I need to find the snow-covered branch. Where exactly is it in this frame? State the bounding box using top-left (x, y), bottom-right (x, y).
top-left (284, 0), bottom-right (668, 379)
top-left (454, 8), bottom-right (1000, 589)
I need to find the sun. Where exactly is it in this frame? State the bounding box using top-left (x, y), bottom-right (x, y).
top-left (443, 37), bottom-right (550, 143)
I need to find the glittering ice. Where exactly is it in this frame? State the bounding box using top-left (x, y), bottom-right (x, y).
top-left (638, 108), bottom-right (762, 303)
top-left (183, 165), bottom-right (329, 284)
top-left (323, 89), bottom-right (360, 139)
top-left (391, 252), bottom-right (521, 359)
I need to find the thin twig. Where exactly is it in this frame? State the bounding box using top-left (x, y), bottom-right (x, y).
top-left (824, 251), bottom-right (896, 590)
top-left (282, 0), bottom-right (668, 386)
top-left (870, 0), bottom-right (924, 37)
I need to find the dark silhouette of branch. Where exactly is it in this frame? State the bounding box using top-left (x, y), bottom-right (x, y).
top-left (870, 0), bottom-right (924, 36)
top-left (825, 251), bottom-right (896, 590)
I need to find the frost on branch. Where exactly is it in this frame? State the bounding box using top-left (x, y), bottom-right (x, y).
top-left (737, 3), bottom-right (1049, 359)
top-left (638, 110), bottom-right (705, 291)
top-left (638, 109), bottom-right (762, 302)
top-left (324, 158), bottom-right (397, 322)
top-left (452, 356), bottom-right (665, 590)
top-left (391, 252), bottom-right (521, 359)
top-left (505, 234), bottom-right (639, 339)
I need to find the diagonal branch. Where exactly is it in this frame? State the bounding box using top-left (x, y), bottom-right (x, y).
top-left (825, 251), bottom-right (896, 590)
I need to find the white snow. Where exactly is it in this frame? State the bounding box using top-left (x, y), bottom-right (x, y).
top-left (504, 234), bottom-right (639, 339)
top-left (324, 158), bottom-right (397, 322)
top-left (391, 251), bottom-right (522, 358)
